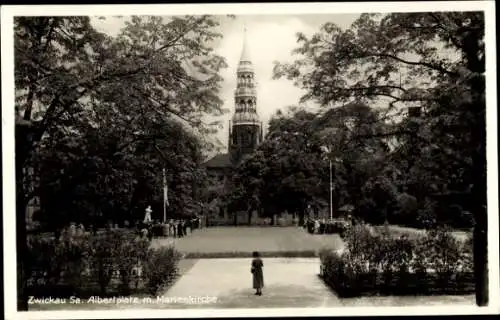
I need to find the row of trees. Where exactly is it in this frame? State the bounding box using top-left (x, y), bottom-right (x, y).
top-left (15, 15), bottom-right (230, 310)
top-left (229, 101), bottom-right (473, 228)
top-left (228, 12), bottom-right (487, 304)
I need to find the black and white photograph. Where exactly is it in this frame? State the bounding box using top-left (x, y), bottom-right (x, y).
top-left (2, 2), bottom-right (498, 319)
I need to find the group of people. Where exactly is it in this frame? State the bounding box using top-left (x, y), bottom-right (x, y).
top-left (138, 218), bottom-right (202, 241)
top-left (304, 217), bottom-right (323, 234)
top-left (303, 216), bottom-right (354, 235)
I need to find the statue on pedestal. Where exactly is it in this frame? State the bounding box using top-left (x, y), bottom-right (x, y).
top-left (143, 205), bottom-right (152, 224)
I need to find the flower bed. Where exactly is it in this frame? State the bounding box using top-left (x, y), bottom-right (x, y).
top-left (319, 224), bottom-right (474, 297)
top-left (26, 229), bottom-right (181, 298)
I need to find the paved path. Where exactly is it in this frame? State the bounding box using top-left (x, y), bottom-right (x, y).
top-left (161, 258), bottom-right (340, 309)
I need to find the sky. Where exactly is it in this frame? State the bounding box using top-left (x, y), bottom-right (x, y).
top-left (91, 14), bottom-right (360, 152)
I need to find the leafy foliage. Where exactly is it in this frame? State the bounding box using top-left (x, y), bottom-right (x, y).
top-left (26, 229), bottom-right (162, 297)
top-left (142, 246), bottom-right (181, 295)
top-left (321, 224), bottom-right (474, 297)
top-left (228, 102), bottom-right (391, 223)
top-left (16, 16), bottom-right (229, 228)
top-left (270, 12), bottom-right (485, 228)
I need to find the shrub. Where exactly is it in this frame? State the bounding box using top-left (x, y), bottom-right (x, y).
top-left (26, 229), bottom-right (179, 298)
top-left (142, 246), bottom-right (181, 295)
top-left (390, 193), bottom-right (418, 226)
top-left (342, 224), bottom-right (374, 257)
top-left (325, 221), bottom-right (349, 235)
top-left (416, 198), bottom-right (438, 229)
top-left (115, 234), bottom-right (150, 294)
top-left (355, 198), bottom-right (378, 224)
top-left (320, 223), bottom-right (474, 297)
top-left (443, 205), bottom-right (474, 229)
top-left (358, 176), bottom-right (399, 225)
top-left (27, 233), bottom-right (92, 296)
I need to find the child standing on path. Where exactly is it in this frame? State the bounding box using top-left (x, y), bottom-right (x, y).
top-left (251, 251), bottom-right (264, 296)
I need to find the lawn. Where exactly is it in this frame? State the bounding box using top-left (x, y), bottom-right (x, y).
top-left (150, 226), bottom-right (344, 256)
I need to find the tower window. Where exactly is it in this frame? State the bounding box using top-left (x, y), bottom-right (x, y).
top-left (242, 132), bottom-right (250, 146)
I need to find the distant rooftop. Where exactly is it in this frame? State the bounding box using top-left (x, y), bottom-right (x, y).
top-left (203, 153), bottom-right (233, 169)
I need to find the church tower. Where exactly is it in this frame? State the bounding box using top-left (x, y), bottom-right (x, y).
top-left (229, 27), bottom-right (263, 164)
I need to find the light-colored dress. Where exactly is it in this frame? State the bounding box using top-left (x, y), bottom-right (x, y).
top-left (251, 258), bottom-right (264, 289)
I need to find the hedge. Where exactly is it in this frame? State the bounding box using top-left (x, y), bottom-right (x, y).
top-left (319, 224), bottom-right (474, 297)
top-left (26, 229), bottom-right (181, 298)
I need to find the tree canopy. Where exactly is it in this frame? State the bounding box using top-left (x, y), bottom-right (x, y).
top-left (15, 16), bottom-right (229, 228)
top-left (272, 12), bottom-right (485, 226)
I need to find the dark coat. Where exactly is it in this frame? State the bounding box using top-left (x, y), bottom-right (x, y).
top-left (177, 223), bottom-right (183, 237)
top-left (251, 258), bottom-right (264, 289)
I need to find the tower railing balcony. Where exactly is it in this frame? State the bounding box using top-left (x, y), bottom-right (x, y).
top-left (237, 65), bottom-right (254, 73)
top-left (236, 81), bottom-right (255, 87)
top-left (235, 87), bottom-right (256, 96)
top-left (232, 111), bottom-right (260, 123)
top-left (235, 107), bottom-right (257, 113)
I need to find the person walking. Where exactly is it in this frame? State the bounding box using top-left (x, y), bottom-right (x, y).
top-left (251, 251), bottom-right (264, 296)
top-left (168, 219), bottom-right (174, 237)
top-left (147, 224), bottom-right (153, 241)
top-left (177, 220), bottom-right (183, 238)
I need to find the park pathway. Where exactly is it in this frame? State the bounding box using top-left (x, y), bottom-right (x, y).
top-left (160, 258), bottom-right (341, 308)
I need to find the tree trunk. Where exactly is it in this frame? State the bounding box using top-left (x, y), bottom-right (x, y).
top-left (470, 108), bottom-right (487, 306)
top-left (16, 123), bottom-right (30, 311)
top-left (473, 204), bottom-right (488, 306)
top-left (16, 195), bottom-right (28, 311)
top-left (299, 211), bottom-right (305, 226)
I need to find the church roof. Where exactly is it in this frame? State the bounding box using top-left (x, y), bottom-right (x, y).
top-left (203, 153), bottom-right (233, 169)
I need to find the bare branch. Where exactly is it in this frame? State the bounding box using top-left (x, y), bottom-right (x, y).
top-left (367, 52), bottom-right (458, 77)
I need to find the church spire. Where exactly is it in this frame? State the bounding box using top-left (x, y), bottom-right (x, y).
top-left (240, 24), bottom-right (251, 62)
top-left (229, 23), bottom-right (262, 164)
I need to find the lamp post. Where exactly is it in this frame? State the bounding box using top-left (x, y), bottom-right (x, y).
top-left (321, 145), bottom-right (335, 221)
top-left (321, 144), bottom-right (342, 221)
top-left (329, 159), bottom-right (333, 221)
top-left (163, 168), bottom-right (167, 223)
